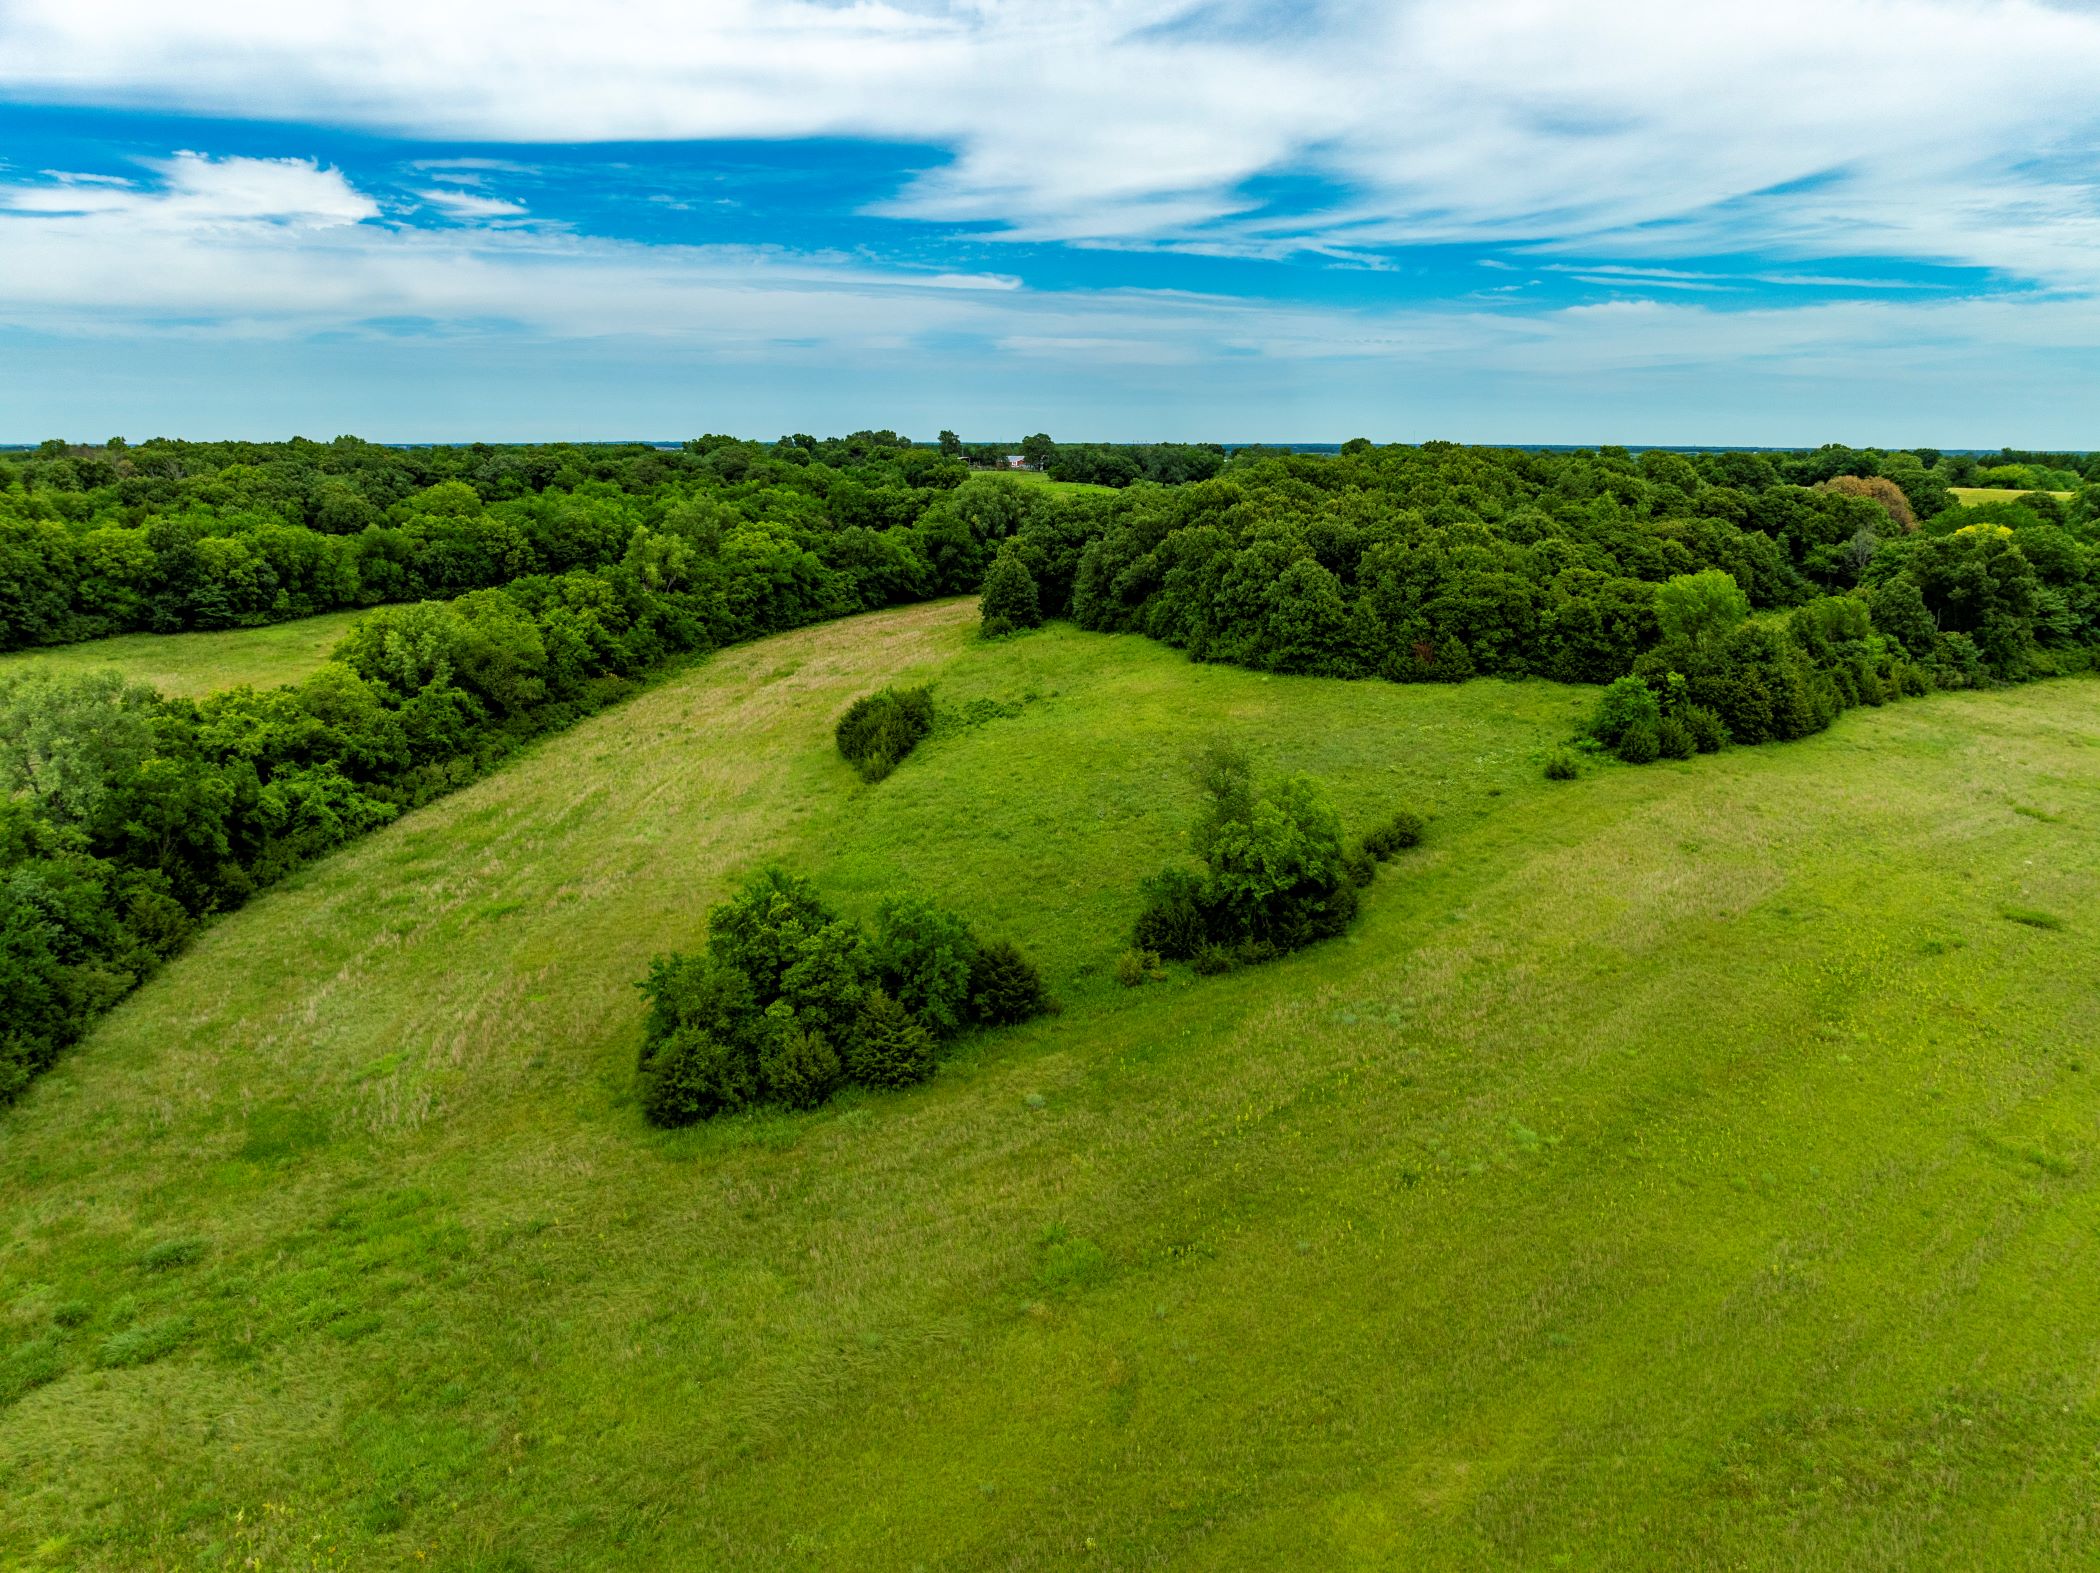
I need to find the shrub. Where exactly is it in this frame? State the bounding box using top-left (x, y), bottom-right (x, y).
top-left (1656, 715), bottom-right (1695, 760)
top-left (835, 685), bottom-right (935, 782)
top-left (1191, 943), bottom-right (1236, 976)
top-left (846, 989), bottom-right (936, 1088)
top-left (704, 868), bottom-right (833, 1000)
top-left (1196, 767), bottom-right (1349, 936)
top-left (758, 1003), bottom-right (843, 1109)
top-left (1361, 809), bottom-right (1424, 860)
top-left (1680, 704), bottom-right (1728, 753)
top-left (1342, 843), bottom-right (1377, 888)
top-left (1616, 719), bottom-right (1661, 764)
top-left (870, 896), bottom-right (978, 1035)
top-left (1589, 674), bottom-right (1661, 751)
top-left (1543, 749), bottom-right (1580, 781)
top-left (979, 544), bottom-right (1043, 637)
top-left (781, 919), bottom-right (874, 1048)
top-left (1114, 948), bottom-right (1161, 988)
top-left (968, 938), bottom-right (1051, 1026)
top-left (1129, 743), bottom-right (1369, 971)
top-left (641, 1026), bottom-right (756, 1126)
top-left (1132, 866), bottom-right (1211, 959)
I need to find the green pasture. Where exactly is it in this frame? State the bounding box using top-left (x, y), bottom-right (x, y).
top-left (4, 601), bottom-right (2099, 1568)
top-left (979, 468), bottom-right (1117, 497)
top-left (0, 610), bottom-right (367, 698)
top-left (1951, 486), bottom-right (2076, 507)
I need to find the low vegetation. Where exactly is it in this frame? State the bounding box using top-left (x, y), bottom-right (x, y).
top-left (833, 684), bottom-right (935, 782)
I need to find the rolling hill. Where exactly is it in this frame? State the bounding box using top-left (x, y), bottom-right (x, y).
top-left (3, 600), bottom-right (2098, 1569)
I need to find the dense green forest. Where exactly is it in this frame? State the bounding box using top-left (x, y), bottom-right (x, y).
top-left (3, 431), bottom-right (2097, 1107)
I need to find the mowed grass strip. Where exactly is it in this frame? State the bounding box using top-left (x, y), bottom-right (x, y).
top-left (2, 600), bottom-right (2099, 1569)
top-left (0, 608), bottom-right (369, 697)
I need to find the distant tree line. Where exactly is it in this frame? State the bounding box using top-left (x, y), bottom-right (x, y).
top-left (0, 431), bottom-right (972, 651)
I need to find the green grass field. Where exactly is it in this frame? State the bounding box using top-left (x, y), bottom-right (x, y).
top-left (5, 601), bottom-right (2100, 1568)
top-left (1951, 485), bottom-right (2076, 506)
top-left (0, 610), bottom-right (367, 698)
top-left (983, 468), bottom-right (1117, 497)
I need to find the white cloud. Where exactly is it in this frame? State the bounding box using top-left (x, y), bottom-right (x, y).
top-left (1, 152), bottom-right (375, 229)
top-left (4, 0), bottom-right (2100, 285)
top-left (7, 1), bottom-right (2100, 438)
top-left (4, 147), bottom-right (2100, 411)
top-left (413, 187), bottom-right (530, 221)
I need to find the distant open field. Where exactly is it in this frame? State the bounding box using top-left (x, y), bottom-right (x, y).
top-left (1951, 486), bottom-right (2077, 506)
top-left (0, 609), bottom-right (367, 697)
top-left (5, 601), bottom-right (2100, 1568)
top-left (979, 468), bottom-right (1117, 496)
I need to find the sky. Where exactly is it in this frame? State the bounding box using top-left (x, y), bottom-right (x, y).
top-left (3, 0), bottom-right (2100, 446)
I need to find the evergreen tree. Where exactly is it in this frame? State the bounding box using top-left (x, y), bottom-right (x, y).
top-left (968, 939), bottom-right (1051, 1025)
top-left (846, 988), bottom-right (936, 1088)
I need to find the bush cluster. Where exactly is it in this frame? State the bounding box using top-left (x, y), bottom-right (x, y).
top-left (1129, 745), bottom-right (1421, 972)
top-left (835, 686), bottom-right (935, 782)
top-left (1587, 573), bottom-right (1935, 764)
top-left (1360, 809), bottom-right (1425, 861)
top-left (636, 868), bottom-right (1049, 1125)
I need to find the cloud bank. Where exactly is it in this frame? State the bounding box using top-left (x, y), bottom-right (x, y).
top-left (4, 0), bottom-right (2100, 438)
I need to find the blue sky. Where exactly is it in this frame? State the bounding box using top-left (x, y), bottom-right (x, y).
top-left (3, 0), bottom-right (2100, 445)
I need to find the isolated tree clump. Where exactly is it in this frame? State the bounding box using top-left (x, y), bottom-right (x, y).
top-left (835, 684), bottom-right (935, 782)
top-left (979, 544), bottom-right (1043, 637)
top-left (635, 866), bottom-right (1049, 1126)
top-left (1130, 742), bottom-right (1411, 972)
top-left (1817, 474), bottom-right (1917, 533)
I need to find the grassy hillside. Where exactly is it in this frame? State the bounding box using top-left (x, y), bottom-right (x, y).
top-left (3, 601), bottom-right (2098, 1569)
top-left (0, 609), bottom-right (365, 697)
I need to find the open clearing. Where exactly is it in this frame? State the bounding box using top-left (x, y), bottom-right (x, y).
top-left (979, 469), bottom-right (1116, 496)
top-left (4, 600), bottom-right (2100, 1568)
top-left (1951, 485), bottom-right (2076, 506)
top-left (0, 609), bottom-right (366, 698)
